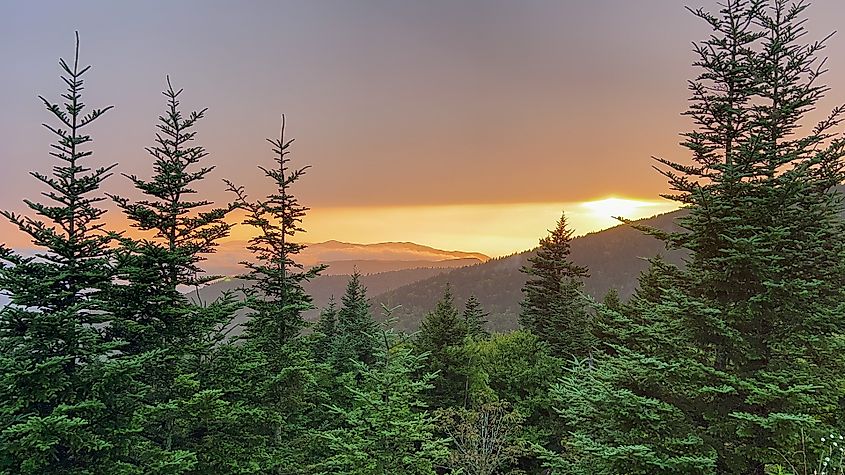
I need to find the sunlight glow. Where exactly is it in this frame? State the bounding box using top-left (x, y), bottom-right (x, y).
top-left (582, 197), bottom-right (666, 220)
top-left (223, 198), bottom-right (678, 258)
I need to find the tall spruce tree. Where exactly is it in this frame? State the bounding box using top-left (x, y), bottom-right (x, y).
top-left (553, 1), bottom-right (845, 473)
top-left (331, 271), bottom-right (378, 370)
top-left (226, 115), bottom-right (325, 349)
top-left (519, 212), bottom-right (592, 357)
top-left (463, 295), bottom-right (490, 340)
top-left (225, 116), bottom-right (328, 471)
top-left (416, 286), bottom-right (471, 407)
top-left (105, 78), bottom-right (239, 471)
top-left (107, 77), bottom-right (234, 354)
top-left (0, 34), bottom-right (144, 473)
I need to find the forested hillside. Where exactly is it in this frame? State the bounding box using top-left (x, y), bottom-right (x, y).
top-left (375, 210), bottom-right (686, 332)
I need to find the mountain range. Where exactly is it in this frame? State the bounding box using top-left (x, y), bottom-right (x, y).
top-left (193, 210), bottom-right (687, 334)
top-left (202, 239), bottom-right (489, 276)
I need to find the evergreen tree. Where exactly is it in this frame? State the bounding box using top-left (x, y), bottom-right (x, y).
top-left (105, 77), bottom-right (239, 471)
top-left (224, 116), bottom-right (328, 471)
top-left (312, 297), bottom-right (339, 362)
top-left (0, 34), bottom-right (144, 473)
top-left (314, 297), bottom-right (339, 341)
top-left (107, 76), bottom-right (234, 354)
top-left (332, 271), bottom-right (378, 369)
top-left (463, 295), bottom-right (490, 340)
top-left (520, 212), bottom-right (592, 358)
top-left (316, 325), bottom-right (449, 474)
top-left (555, 1), bottom-right (845, 472)
top-left (601, 288), bottom-right (622, 313)
top-left (226, 115), bottom-right (325, 349)
top-left (416, 286), bottom-right (471, 407)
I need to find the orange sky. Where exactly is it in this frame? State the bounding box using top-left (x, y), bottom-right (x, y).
top-left (2, 1), bottom-right (845, 256)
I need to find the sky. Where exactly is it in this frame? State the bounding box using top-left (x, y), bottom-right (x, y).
top-left (3, 0), bottom-right (845, 257)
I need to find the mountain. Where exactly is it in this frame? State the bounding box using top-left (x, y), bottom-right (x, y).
top-left (373, 210), bottom-right (688, 333)
top-left (203, 240), bottom-right (489, 276)
top-left (192, 265), bottom-right (460, 335)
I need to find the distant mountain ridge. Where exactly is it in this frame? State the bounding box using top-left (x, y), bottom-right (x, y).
top-left (204, 239), bottom-right (490, 276)
top-left (374, 210), bottom-right (687, 333)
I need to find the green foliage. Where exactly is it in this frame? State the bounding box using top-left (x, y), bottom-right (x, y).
top-left (551, 1), bottom-right (845, 473)
top-left (315, 324), bottom-right (449, 474)
top-left (0, 34), bottom-right (148, 474)
top-left (416, 286), bottom-right (472, 408)
top-left (332, 271), bottom-right (379, 370)
top-left (470, 331), bottom-right (565, 471)
top-left (463, 295), bottom-right (490, 340)
top-left (520, 212), bottom-right (593, 358)
top-left (765, 431), bottom-right (845, 475)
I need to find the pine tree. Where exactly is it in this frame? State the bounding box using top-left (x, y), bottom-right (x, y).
top-left (314, 297), bottom-right (339, 341)
top-left (416, 286), bottom-right (471, 407)
top-left (226, 115), bottom-right (325, 350)
top-left (107, 76), bottom-right (235, 354)
top-left (555, 1), bottom-right (845, 472)
top-left (104, 78), bottom-right (239, 471)
top-left (0, 33), bottom-right (144, 473)
top-left (463, 295), bottom-right (490, 340)
top-left (312, 297), bottom-right (339, 362)
top-left (331, 271), bottom-right (378, 370)
top-left (520, 212), bottom-right (592, 358)
top-left (224, 117), bottom-right (328, 471)
top-left (316, 324), bottom-right (449, 474)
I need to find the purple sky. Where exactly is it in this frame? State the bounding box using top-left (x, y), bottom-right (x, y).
top-left (3, 1), bottom-right (845, 253)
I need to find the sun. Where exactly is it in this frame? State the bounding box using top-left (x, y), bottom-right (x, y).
top-left (581, 197), bottom-right (657, 219)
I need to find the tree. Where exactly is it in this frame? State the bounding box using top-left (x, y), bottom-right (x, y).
top-left (439, 402), bottom-right (526, 475)
top-left (312, 297), bottom-right (339, 362)
top-left (520, 212), bottom-right (592, 358)
top-left (0, 33), bottom-right (144, 473)
top-left (107, 76), bottom-right (234, 355)
top-left (226, 115), bottom-right (325, 349)
top-left (463, 295), bottom-right (490, 340)
top-left (554, 1), bottom-right (845, 472)
top-left (224, 117), bottom-right (328, 471)
top-left (316, 324), bottom-right (449, 474)
top-left (416, 285), bottom-right (471, 407)
top-left (314, 297), bottom-right (339, 341)
top-left (104, 77), bottom-right (240, 471)
top-left (473, 330), bottom-right (566, 472)
top-left (332, 271), bottom-right (378, 370)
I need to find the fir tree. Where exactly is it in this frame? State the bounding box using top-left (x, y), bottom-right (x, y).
top-left (331, 271), bottom-right (378, 370)
top-left (0, 33), bottom-right (144, 473)
top-left (314, 297), bottom-right (339, 341)
top-left (555, 1), bottom-right (845, 472)
top-left (416, 285), bottom-right (471, 407)
top-left (107, 76), bottom-right (235, 354)
top-left (312, 297), bottom-right (339, 362)
top-left (224, 117), bottom-right (328, 472)
top-left (226, 115), bottom-right (325, 349)
top-left (104, 78), bottom-right (239, 471)
top-left (316, 324), bottom-right (449, 474)
top-left (520, 212), bottom-right (592, 357)
top-left (463, 295), bottom-right (490, 340)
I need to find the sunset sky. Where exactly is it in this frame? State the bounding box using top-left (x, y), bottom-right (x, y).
top-left (3, 0), bottom-right (845, 257)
